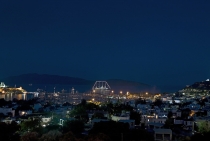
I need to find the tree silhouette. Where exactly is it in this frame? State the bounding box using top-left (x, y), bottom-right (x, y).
top-left (130, 111), bottom-right (141, 125)
top-left (87, 133), bottom-right (111, 141)
top-left (0, 121), bottom-right (20, 141)
top-left (20, 118), bottom-right (42, 134)
top-left (21, 132), bottom-right (38, 141)
top-left (7, 112), bottom-right (13, 117)
top-left (197, 121), bottom-right (210, 133)
top-left (59, 131), bottom-right (81, 141)
top-left (39, 130), bottom-right (62, 141)
top-left (69, 106), bottom-right (88, 122)
top-left (167, 111), bottom-right (173, 119)
top-left (63, 120), bottom-right (84, 134)
top-left (0, 113), bottom-right (5, 120)
top-left (89, 121), bottom-right (129, 141)
top-left (153, 98), bottom-right (163, 107)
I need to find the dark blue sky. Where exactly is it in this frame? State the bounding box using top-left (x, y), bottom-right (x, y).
top-left (1, 0), bottom-right (210, 87)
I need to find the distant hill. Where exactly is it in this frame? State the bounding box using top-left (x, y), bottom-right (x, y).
top-left (1, 73), bottom-right (93, 85)
top-left (106, 79), bottom-right (149, 86)
top-left (0, 73), bottom-right (154, 92)
top-left (183, 80), bottom-right (210, 90)
top-left (106, 79), bottom-right (152, 93)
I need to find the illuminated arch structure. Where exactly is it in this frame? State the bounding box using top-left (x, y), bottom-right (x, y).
top-left (0, 82), bottom-right (7, 88)
top-left (92, 81), bottom-right (111, 95)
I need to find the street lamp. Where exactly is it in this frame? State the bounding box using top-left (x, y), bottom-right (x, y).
top-left (117, 91), bottom-right (122, 100)
top-left (110, 90), bottom-right (114, 100)
top-left (92, 90), bottom-right (96, 102)
top-left (126, 91), bottom-right (129, 99)
top-left (146, 92), bottom-right (148, 98)
top-left (93, 90), bottom-right (96, 97)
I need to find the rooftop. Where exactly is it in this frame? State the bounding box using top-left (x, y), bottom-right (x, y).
top-left (153, 129), bottom-right (172, 134)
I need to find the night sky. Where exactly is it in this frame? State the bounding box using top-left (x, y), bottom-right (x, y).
top-left (1, 0), bottom-right (210, 88)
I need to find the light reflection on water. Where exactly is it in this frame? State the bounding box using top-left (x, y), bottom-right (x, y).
top-left (0, 84), bottom-right (182, 101)
top-left (11, 84), bottom-right (158, 93)
top-left (12, 84), bottom-right (92, 93)
top-left (0, 93), bottom-right (35, 101)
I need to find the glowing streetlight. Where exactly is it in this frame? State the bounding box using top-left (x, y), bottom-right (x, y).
top-left (145, 92), bottom-right (148, 98)
top-left (93, 90), bottom-right (96, 96)
top-left (126, 91), bottom-right (129, 100)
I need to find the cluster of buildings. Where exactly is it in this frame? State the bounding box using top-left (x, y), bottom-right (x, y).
top-left (1, 80), bottom-right (210, 140)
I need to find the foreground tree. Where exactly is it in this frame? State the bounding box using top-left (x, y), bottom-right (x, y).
top-left (21, 132), bottom-right (38, 141)
top-left (130, 111), bottom-right (141, 125)
top-left (135, 98), bottom-right (146, 106)
top-left (0, 113), bottom-right (5, 120)
top-left (39, 130), bottom-right (62, 141)
top-left (69, 106), bottom-right (88, 122)
top-left (129, 129), bottom-right (154, 141)
top-left (87, 133), bottom-right (111, 141)
top-left (59, 131), bottom-right (81, 141)
top-left (164, 119), bottom-right (173, 128)
top-left (0, 121), bottom-right (20, 141)
top-left (153, 98), bottom-right (163, 107)
top-left (44, 124), bottom-right (61, 134)
top-left (197, 121), bottom-right (210, 133)
top-left (85, 103), bottom-right (99, 111)
top-left (89, 121), bottom-right (129, 141)
top-left (19, 118), bottom-right (43, 134)
top-left (91, 112), bottom-right (105, 120)
top-left (181, 108), bottom-right (191, 119)
top-left (63, 120), bottom-right (84, 134)
top-left (191, 133), bottom-right (204, 141)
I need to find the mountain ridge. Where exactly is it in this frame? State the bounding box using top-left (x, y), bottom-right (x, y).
top-left (0, 73), bottom-right (92, 85)
top-left (0, 73), bottom-right (149, 86)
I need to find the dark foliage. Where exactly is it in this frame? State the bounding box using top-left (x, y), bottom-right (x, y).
top-left (63, 120), bottom-right (85, 135)
top-left (0, 121), bottom-right (20, 141)
top-left (130, 111), bottom-right (141, 125)
top-left (89, 121), bottom-right (129, 141)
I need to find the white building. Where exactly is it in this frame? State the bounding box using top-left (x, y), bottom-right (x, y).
top-left (141, 115), bottom-right (166, 126)
top-left (42, 117), bottom-right (51, 123)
